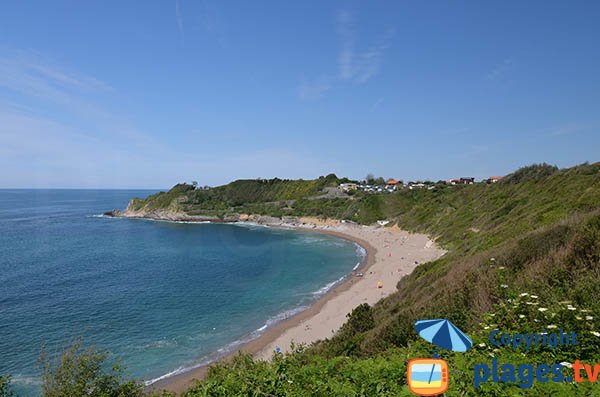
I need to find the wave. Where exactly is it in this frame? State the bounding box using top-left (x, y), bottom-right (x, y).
top-left (312, 275), bottom-right (346, 297)
top-left (231, 221), bottom-right (269, 229)
top-left (144, 305), bottom-right (310, 386)
top-left (106, 216), bottom-right (369, 388)
top-left (146, 262), bottom-right (360, 387)
top-left (162, 220), bottom-right (212, 224)
top-left (145, 267), bottom-right (356, 386)
top-left (10, 375), bottom-right (42, 386)
top-left (90, 214), bottom-right (212, 224)
top-left (354, 242), bottom-right (367, 260)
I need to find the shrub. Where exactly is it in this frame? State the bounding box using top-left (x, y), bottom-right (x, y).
top-left (342, 303), bottom-right (375, 335)
top-left (0, 376), bottom-right (13, 397)
top-left (501, 163), bottom-right (558, 184)
top-left (40, 339), bottom-right (144, 397)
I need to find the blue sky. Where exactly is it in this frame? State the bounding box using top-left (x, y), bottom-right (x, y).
top-left (0, 1), bottom-right (599, 188)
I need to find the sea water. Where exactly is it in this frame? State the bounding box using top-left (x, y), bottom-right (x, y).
top-left (0, 189), bottom-right (362, 396)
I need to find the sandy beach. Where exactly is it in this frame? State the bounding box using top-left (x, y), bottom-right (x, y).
top-left (151, 217), bottom-right (445, 394)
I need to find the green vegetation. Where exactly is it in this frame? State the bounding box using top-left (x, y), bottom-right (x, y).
top-left (500, 162), bottom-right (559, 184)
top-left (128, 174), bottom-right (343, 215)
top-left (178, 162), bottom-right (600, 395)
top-left (8, 163), bottom-right (599, 395)
top-left (0, 376), bottom-right (14, 397)
top-left (40, 339), bottom-right (144, 397)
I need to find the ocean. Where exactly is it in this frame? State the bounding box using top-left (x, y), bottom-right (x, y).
top-left (0, 189), bottom-right (363, 396)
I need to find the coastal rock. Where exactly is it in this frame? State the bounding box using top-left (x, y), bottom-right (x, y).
top-left (281, 216), bottom-right (300, 225)
top-left (103, 209), bottom-right (122, 217)
top-left (223, 213), bottom-right (241, 222)
top-left (254, 215), bottom-right (283, 226)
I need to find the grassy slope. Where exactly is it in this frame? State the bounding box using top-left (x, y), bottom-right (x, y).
top-left (4, 164), bottom-right (598, 396)
top-left (176, 163), bottom-right (600, 396)
top-left (128, 174), bottom-right (344, 216)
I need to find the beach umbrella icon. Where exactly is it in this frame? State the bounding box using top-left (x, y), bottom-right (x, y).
top-left (415, 319), bottom-right (472, 352)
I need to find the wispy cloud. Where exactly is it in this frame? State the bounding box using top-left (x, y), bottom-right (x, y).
top-left (297, 10), bottom-right (392, 100)
top-left (176, 0), bottom-right (185, 45)
top-left (0, 51), bottom-right (181, 187)
top-left (544, 122), bottom-right (596, 137)
top-left (336, 10), bottom-right (354, 80)
top-left (25, 62), bottom-right (113, 93)
top-left (336, 11), bottom-right (390, 84)
top-left (0, 50), bottom-right (335, 188)
top-left (0, 52), bottom-right (114, 118)
top-left (486, 58), bottom-right (515, 81)
top-left (370, 97), bottom-right (384, 111)
top-left (297, 76), bottom-right (332, 100)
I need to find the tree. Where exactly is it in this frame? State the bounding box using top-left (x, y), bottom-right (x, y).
top-left (341, 303), bottom-right (375, 335)
top-left (40, 339), bottom-right (144, 397)
top-left (373, 177), bottom-right (386, 186)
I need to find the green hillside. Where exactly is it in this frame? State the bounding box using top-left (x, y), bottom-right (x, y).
top-left (180, 162), bottom-right (600, 396)
top-left (126, 173), bottom-right (349, 216)
top-left (7, 163), bottom-right (599, 396)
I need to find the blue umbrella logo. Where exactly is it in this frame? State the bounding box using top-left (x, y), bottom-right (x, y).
top-left (408, 319), bottom-right (470, 394)
top-left (415, 318), bottom-right (472, 352)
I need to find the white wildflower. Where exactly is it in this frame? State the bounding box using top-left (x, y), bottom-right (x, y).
top-left (547, 325), bottom-right (557, 329)
top-left (591, 331), bottom-right (600, 337)
top-left (520, 293), bottom-right (529, 297)
top-left (479, 343), bottom-right (486, 348)
top-left (530, 295), bottom-right (538, 299)
top-left (499, 266), bottom-right (505, 270)
top-left (538, 307), bottom-right (548, 312)
top-left (567, 305), bottom-right (576, 311)
top-left (500, 284), bottom-right (508, 288)
top-left (490, 258), bottom-right (496, 262)
top-left (519, 314), bottom-right (525, 319)
top-left (586, 316), bottom-right (594, 321)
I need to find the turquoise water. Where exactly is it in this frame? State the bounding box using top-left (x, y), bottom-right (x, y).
top-left (0, 190), bottom-right (363, 396)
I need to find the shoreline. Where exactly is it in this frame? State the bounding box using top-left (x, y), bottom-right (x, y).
top-left (148, 223), bottom-right (379, 394)
top-left (108, 213), bottom-right (445, 395)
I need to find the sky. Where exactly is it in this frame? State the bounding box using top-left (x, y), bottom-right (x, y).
top-left (0, 1), bottom-right (599, 188)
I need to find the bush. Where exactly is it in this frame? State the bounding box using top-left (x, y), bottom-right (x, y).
top-left (343, 304), bottom-right (375, 334)
top-left (501, 163), bottom-right (558, 184)
top-left (40, 339), bottom-right (144, 397)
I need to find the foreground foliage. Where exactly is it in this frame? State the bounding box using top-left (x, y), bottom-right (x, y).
top-left (6, 162), bottom-right (599, 396)
top-left (0, 376), bottom-right (14, 397)
top-left (183, 162), bottom-right (600, 396)
top-left (40, 340), bottom-right (144, 397)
